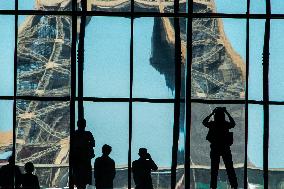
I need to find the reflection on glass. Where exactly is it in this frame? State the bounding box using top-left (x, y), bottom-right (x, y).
top-left (269, 106), bottom-right (284, 188)
top-left (0, 0), bottom-right (14, 10)
top-left (270, 20), bottom-right (284, 100)
top-left (0, 16), bottom-right (14, 96)
top-left (16, 100), bottom-right (70, 188)
top-left (192, 18), bottom-right (245, 100)
top-left (133, 18), bottom-right (175, 99)
top-left (132, 103), bottom-right (174, 188)
top-left (82, 102), bottom-right (129, 188)
top-left (17, 15), bottom-right (71, 97)
top-left (133, 0), bottom-right (176, 13)
top-left (92, 0), bottom-right (130, 12)
top-left (190, 103), bottom-right (245, 188)
top-left (19, 0), bottom-right (72, 11)
top-left (248, 105), bottom-right (263, 188)
top-left (0, 101), bottom-right (13, 164)
top-left (84, 17), bottom-right (130, 98)
top-left (249, 20), bottom-right (265, 100)
top-left (193, 0), bottom-right (246, 14)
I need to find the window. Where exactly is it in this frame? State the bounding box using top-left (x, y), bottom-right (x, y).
top-left (0, 0), bottom-right (283, 189)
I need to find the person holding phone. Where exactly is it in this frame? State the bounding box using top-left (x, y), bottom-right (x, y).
top-left (203, 107), bottom-right (238, 189)
top-left (132, 148), bottom-right (158, 189)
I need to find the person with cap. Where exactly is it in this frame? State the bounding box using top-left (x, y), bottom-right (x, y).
top-left (94, 144), bottom-right (116, 189)
top-left (132, 148), bottom-right (158, 189)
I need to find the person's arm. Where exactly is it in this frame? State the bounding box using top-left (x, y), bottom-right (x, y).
top-left (132, 161), bottom-right (138, 184)
top-left (89, 132), bottom-right (95, 148)
top-left (148, 155), bottom-right (158, 171)
top-left (224, 109), bottom-right (236, 128)
top-left (202, 110), bottom-right (215, 128)
top-left (94, 159), bottom-right (98, 179)
top-left (112, 160), bottom-right (116, 180)
top-left (35, 176), bottom-right (40, 189)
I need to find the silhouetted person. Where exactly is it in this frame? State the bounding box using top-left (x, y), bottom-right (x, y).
top-left (21, 162), bottom-right (40, 189)
top-left (0, 155), bottom-right (22, 189)
top-left (203, 107), bottom-right (238, 189)
top-left (73, 118), bottom-right (95, 189)
top-left (94, 144), bottom-right (116, 189)
top-left (132, 148), bottom-right (158, 189)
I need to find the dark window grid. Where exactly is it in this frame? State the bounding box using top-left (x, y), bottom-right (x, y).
top-left (2, 0), bottom-right (274, 188)
top-left (3, 9), bottom-right (284, 18)
top-left (3, 96), bottom-right (284, 105)
top-left (244, 1), bottom-right (250, 189)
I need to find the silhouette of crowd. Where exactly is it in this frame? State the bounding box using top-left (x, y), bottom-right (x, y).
top-left (0, 156), bottom-right (40, 189)
top-left (0, 119), bottom-right (159, 189)
top-left (0, 110), bottom-right (239, 189)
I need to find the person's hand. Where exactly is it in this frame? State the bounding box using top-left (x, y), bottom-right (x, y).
top-left (147, 153), bottom-right (152, 159)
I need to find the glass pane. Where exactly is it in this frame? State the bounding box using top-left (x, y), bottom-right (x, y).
top-left (194, 0), bottom-right (246, 14)
top-left (133, 18), bottom-right (175, 99)
top-left (130, 0), bottom-right (187, 12)
top-left (16, 100), bottom-right (70, 188)
top-left (0, 101), bottom-right (13, 164)
top-left (250, 0), bottom-right (265, 14)
top-left (132, 103), bottom-right (174, 188)
top-left (0, 16), bottom-right (14, 96)
top-left (269, 106), bottom-right (284, 188)
top-left (176, 103), bottom-right (185, 188)
top-left (81, 102), bottom-right (129, 188)
top-left (248, 105), bottom-right (263, 188)
top-left (249, 19), bottom-right (265, 100)
top-left (190, 103), bottom-right (245, 188)
top-left (19, 0), bottom-right (72, 10)
top-left (0, 0), bottom-right (14, 10)
top-left (215, 0), bottom-right (246, 14)
top-left (271, 0), bottom-right (284, 14)
top-left (84, 16), bottom-right (130, 98)
top-left (91, 0), bottom-right (130, 12)
top-left (270, 20), bottom-right (284, 101)
top-left (17, 15), bottom-right (71, 97)
top-left (192, 18), bottom-right (246, 100)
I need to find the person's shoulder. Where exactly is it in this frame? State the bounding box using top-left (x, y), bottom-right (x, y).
top-left (132, 159), bottom-right (138, 165)
top-left (85, 131), bottom-right (94, 137)
top-left (95, 156), bottom-right (103, 162)
top-left (108, 157), bottom-right (115, 163)
top-left (224, 120), bottom-right (232, 126)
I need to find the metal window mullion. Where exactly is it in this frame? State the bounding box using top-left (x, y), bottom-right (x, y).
top-left (128, 0), bottom-right (134, 187)
top-left (184, 0), bottom-right (193, 188)
top-left (12, 0), bottom-right (19, 188)
top-left (77, 0), bottom-right (87, 120)
top-left (69, 0), bottom-right (77, 188)
top-left (244, 0), bottom-right (250, 188)
top-left (171, 0), bottom-right (182, 186)
top-left (263, 1), bottom-right (271, 189)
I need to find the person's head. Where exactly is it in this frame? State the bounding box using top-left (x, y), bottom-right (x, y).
top-left (77, 118), bottom-right (86, 130)
top-left (24, 162), bottom-right (35, 174)
top-left (102, 144), bottom-right (112, 156)
top-left (138, 148), bottom-right (148, 159)
top-left (214, 107), bottom-right (226, 122)
top-left (8, 155), bottom-right (14, 164)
